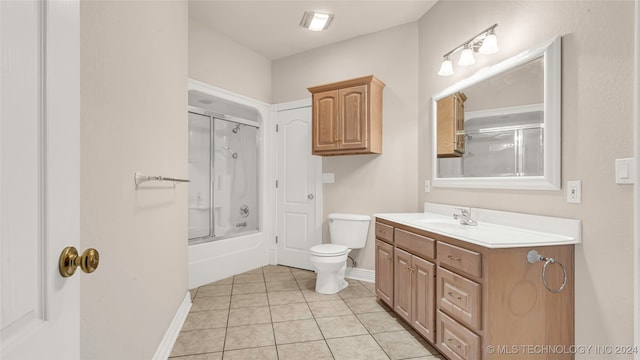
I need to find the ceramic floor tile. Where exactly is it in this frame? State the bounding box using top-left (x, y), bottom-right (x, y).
top-left (232, 282), bottom-right (266, 295)
top-left (264, 271), bottom-right (295, 281)
top-left (301, 289), bottom-right (341, 302)
top-left (373, 330), bottom-right (433, 360)
top-left (291, 269), bottom-right (317, 280)
top-left (196, 284), bottom-right (232, 297)
top-left (267, 290), bottom-right (305, 305)
top-left (230, 292), bottom-right (269, 309)
top-left (296, 278), bottom-right (316, 290)
top-left (190, 295), bottom-right (230, 312)
top-left (242, 267), bottom-right (265, 275)
top-left (170, 328), bottom-right (226, 357)
top-left (344, 297), bottom-right (389, 314)
top-left (266, 280), bottom-right (299, 292)
top-left (208, 277), bottom-right (233, 286)
top-left (181, 309), bottom-right (229, 331)
top-left (277, 340), bottom-right (334, 360)
top-left (224, 323), bottom-right (275, 351)
top-left (326, 334), bottom-right (389, 360)
top-left (168, 352), bottom-right (222, 360)
top-left (308, 299), bottom-right (353, 318)
top-left (172, 265), bottom-right (438, 359)
top-left (270, 302), bottom-right (313, 322)
top-left (338, 284), bottom-right (375, 300)
top-left (272, 318), bottom-right (324, 344)
top-left (357, 312), bottom-right (409, 334)
top-left (316, 314), bottom-right (368, 339)
top-left (222, 346), bottom-right (278, 360)
top-left (227, 306), bottom-right (271, 326)
top-left (262, 265), bottom-right (292, 273)
top-left (233, 273), bottom-right (265, 284)
top-left (359, 281), bottom-right (377, 294)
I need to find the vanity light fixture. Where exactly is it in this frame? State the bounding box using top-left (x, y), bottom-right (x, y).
top-left (300, 11), bottom-right (334, 32)
top-left (438, 23), bottom-right (499, 76)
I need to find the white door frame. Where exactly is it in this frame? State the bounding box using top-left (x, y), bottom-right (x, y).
top-left (634, 0), bottom-right (639, 357)
top-left (273, 99), bottom-right (323, 267)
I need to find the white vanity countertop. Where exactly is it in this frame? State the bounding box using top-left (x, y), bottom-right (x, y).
top-left (375, 206), bottom-right (581, 249)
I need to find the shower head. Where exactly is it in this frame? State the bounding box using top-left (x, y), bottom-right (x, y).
top-left (232, 123), bottom-right (241, 134)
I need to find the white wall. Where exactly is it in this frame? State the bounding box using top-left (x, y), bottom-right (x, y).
top-left (79, 1), bottom-right (189, 358)
top-left (419, 0), bottom-right (635, 356)
top-left (189, 17), bottom-right (272, 103)
top-left (272, 23), bottom-right (420, 270)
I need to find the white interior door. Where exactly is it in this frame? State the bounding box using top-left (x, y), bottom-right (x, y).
top-left (1, 1), bottom-right (80, 358)
top-left (276, 105), bottom-right (322, 270)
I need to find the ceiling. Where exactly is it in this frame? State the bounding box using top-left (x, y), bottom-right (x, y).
top-left (189, 1), bottom-right (437, 60)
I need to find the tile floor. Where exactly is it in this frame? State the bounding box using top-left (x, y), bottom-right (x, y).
top-left (169, 265), bottom-right (444, 360)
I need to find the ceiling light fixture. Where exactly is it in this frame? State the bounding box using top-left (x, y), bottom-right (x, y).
top-left (437, 24), bottom-right (499, 76)
top-left (300, 11), bottom-right (334, 32)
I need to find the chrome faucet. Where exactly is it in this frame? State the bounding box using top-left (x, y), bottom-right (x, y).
top-left (453, 208), bottom-right (477, 226)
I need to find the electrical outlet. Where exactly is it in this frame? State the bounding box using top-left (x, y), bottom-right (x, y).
top-left (567, 180), bottom-right (581, 204)
top-left (424, 180), bottom-right (431, 193)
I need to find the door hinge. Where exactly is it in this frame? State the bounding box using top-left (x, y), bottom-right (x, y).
top-left (275, 236), bottom-right (278, 244)
top-left (276, 124), bottom-right (279, 132)
top-left (275, 180), bottom-right (278, 188)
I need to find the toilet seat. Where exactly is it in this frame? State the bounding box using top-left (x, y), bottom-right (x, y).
top-left (310, 244), bottom-right (349, 257)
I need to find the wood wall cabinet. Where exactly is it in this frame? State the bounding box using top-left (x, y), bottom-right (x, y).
top-left (437, 91), bottom-right (466, 158)
top-left (375, 218), bottom-right (575, 360)
top-left (307, 75), bottom-right (385, 156)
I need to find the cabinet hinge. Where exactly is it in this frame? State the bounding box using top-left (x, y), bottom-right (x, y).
top-left (276, 124), bottom-right (279, 132)
top-left (275, 236), bottom-right (278, 244)
top-left (275, 180), bottom-right (278, 188)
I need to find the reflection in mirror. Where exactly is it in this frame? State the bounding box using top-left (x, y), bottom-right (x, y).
top-left (432, 37), bottom-right (561, 190)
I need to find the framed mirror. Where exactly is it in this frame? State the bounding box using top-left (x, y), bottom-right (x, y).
top-left (432, 36), bottom-right (561, 190)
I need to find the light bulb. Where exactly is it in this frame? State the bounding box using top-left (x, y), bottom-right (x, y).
top-left (479, 32), bottom-right (499, 54)
top-left (438, 58), bottom-right (454, 76)
top-left (458, 45), bottom-right (476, 66)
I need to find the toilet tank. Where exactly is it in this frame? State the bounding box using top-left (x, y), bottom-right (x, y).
top-left (328, 213), bottom-right (371, 249)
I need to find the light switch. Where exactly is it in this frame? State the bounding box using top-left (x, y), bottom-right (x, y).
top-left (615, 158), bottom-right (635, 184)
top-left (322, 173), bottom-right (335, 184)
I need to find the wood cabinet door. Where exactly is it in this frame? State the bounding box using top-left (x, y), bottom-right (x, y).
top-left (394, 247), bottom-right (413, 322)
top-left (375, 239), bottom-right (394, 308)
top-left (412, 255), bottom-right (436, 343)
top-left (437, 92), bottom-right (466, 158)
top-left (338, 85), bottom-right (367, 150)
top-left (312, 90), bottom-right (339, 153)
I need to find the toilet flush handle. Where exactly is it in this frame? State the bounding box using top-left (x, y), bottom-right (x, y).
top-left (308, 194), bottom-right (314, 200)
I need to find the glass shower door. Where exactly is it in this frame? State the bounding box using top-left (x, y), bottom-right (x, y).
top-left (188, 112), bottom-right (212, 239)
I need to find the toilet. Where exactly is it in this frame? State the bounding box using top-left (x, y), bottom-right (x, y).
top-left (309, 213), bottom-right (371, 294)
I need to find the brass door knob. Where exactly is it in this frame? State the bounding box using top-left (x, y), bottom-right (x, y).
top-left (59, 246), bottom-right (100, 277)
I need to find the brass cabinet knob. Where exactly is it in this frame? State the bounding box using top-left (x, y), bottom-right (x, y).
top-left (59, 246), bottom-right (100, 277)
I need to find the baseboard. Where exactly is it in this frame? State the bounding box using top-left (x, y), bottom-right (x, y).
top-left (153, 292), bottom-right (192, 360)
top-left (345, 267), bottom-right (375, 283)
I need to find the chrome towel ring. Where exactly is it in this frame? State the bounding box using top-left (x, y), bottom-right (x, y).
top-left (527, 249), bottom-right (567, 293)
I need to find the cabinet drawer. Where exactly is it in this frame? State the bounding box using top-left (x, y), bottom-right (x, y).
top-left (436, 311), bottom-right (480, 360)
top-left (437, 267), bottom-right (481, 331)
top-left (375, 222), bottom-right (393, 243)
top-left (437, 242), bottom-right (482, 278)
top-left (395, 228), bottom-right (435, 259)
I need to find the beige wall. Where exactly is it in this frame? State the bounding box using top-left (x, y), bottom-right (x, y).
top-left (419, 0), bottom-right (634, 355)
top-left (272, 23), bottom-right (420, 270)
top-left (80, 1), bottom-right (189, 358)
top-left (189, 17), bottom-right (272, 103)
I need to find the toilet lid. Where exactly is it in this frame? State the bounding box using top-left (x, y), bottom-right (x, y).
top-left (310, 244), bottom-right (349, 257)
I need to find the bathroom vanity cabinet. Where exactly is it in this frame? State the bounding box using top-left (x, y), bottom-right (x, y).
top-left (307, 75), bottom-right (384, 156)
top-left (437, 92), bottom-right (466, 158)
top-left (374, 217), bottom-right (575, 360)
